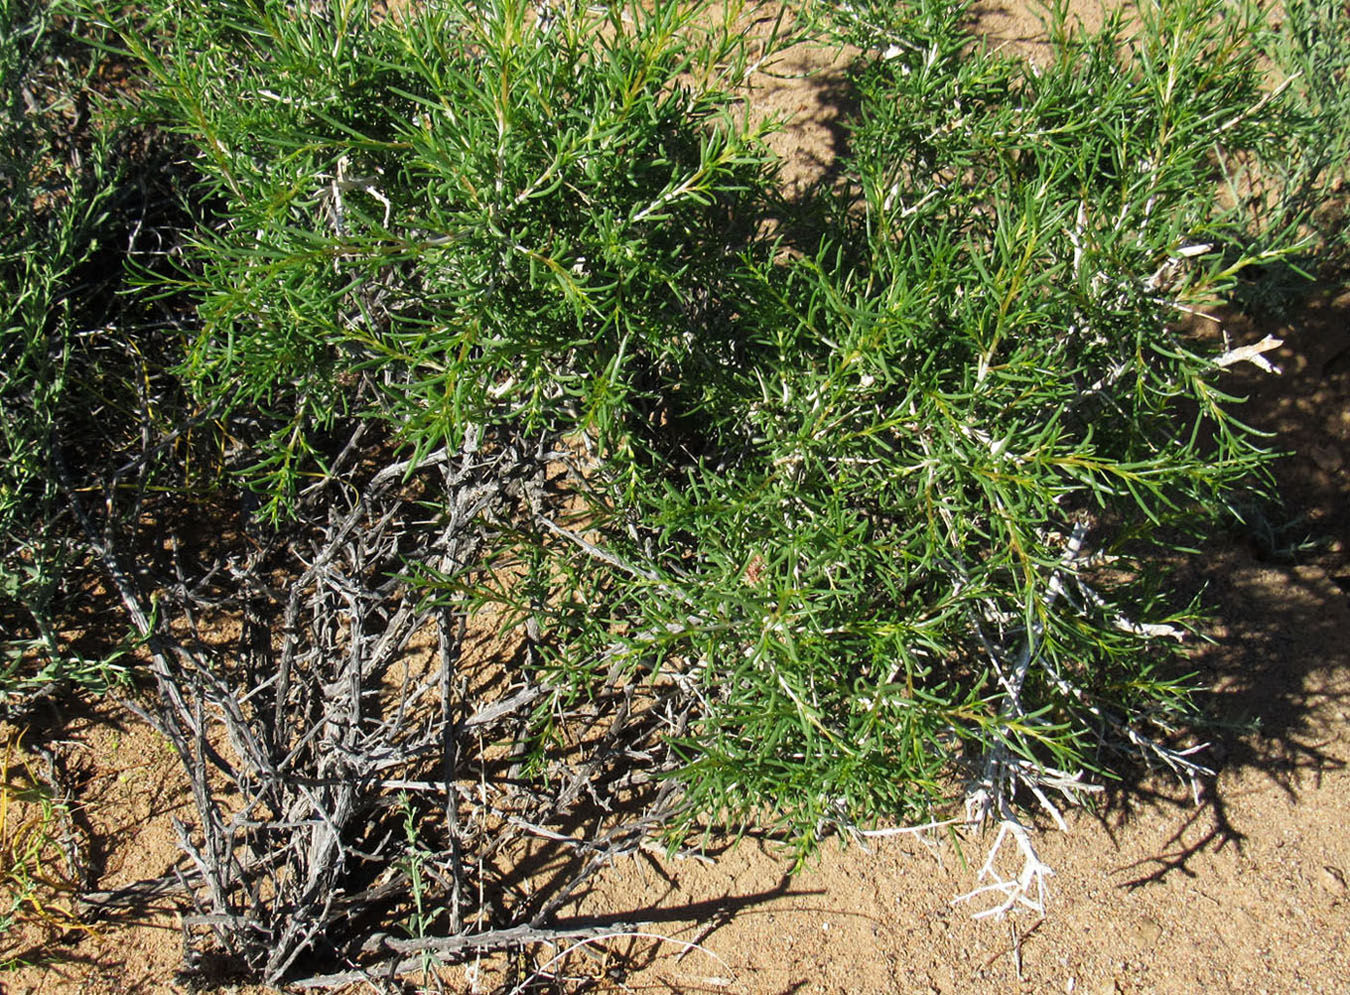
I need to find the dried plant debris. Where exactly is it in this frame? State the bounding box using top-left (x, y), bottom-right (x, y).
top-left (67, 425), bottom-right (679, 985)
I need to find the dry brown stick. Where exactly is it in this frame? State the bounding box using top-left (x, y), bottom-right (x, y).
top-left (439, 606), bottom-right (467, 934)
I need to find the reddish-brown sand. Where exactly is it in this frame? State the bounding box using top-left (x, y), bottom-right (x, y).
top-left (6, 4), bottom-right (1350, 993)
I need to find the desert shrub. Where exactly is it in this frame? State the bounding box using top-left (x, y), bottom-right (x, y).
top-left (107, 0), bottom-right (785, 517)
top-left (0, 0), bottom-right (151, 964)
top-left (71, 0), bottom-right (804, 981)
top-left (47, 0), bottom-right (1348, 981)
top-left (1257, 0), bottom-right (1350, 262)
top-left (540, 0), bottom-right (1314, 883)
top-left (0, 0), bottom-right (132, 711)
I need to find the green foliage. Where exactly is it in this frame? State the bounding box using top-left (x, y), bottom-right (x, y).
top-left (0, 0), bottom-right (1342, 978)
top-left (1258, 0), bottom-right (1350, 259)
top-left (86, 0), bottom-right (1350, 863)
top-left (0, 0), bottom-right (128, 704)
top-left (103, 0), bottom-right (787, 516)
top-left (517, 0), bottom-right (1324, 846)
top-left (1200, 0), bottom-right (1350, 313)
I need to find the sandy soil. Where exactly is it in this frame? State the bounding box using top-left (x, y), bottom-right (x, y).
top-left (5, 3), bottom-right (1350, 993)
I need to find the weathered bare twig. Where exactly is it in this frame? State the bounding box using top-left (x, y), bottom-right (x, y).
top-left (65, 414), bottom-right (690, 986)
top-left (1213, 333), bottom-right (1284, 373)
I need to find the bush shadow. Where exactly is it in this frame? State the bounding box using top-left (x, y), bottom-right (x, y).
top-left (1087, 289), bottom-right (1350, 888)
